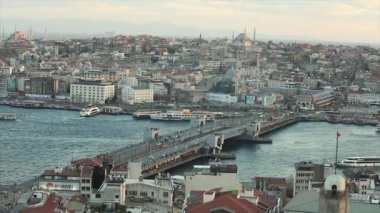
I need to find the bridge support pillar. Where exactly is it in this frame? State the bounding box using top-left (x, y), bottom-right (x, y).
top-left (206, 133), bottom-right (224, 154)
top-left (244, 122), bottom-right (260, 138)
top-left (143, 127), bottom-right (160, 142)
top-left (190, 115), bottom-right (206, 128)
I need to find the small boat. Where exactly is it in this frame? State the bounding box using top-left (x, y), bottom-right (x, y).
top-left (0, 113), bottom-right (16, 121)
top-left (80, 105), bottom-right (100, 117)
top-left (337, 156), bottom-right (380, 168)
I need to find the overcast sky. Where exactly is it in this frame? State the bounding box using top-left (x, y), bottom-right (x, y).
top-left (1, 0), bottom-right (379, 44)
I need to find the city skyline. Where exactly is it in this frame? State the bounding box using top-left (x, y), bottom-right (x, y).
top-left (1, 0), bottom-right (380, 44)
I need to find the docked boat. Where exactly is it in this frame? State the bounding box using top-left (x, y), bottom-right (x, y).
top-left (337, 157), bottom-right (380, 168)
top-left (0, 113), bottom-right (16, 121)
top-left (80, 105), bottom-right (100, 117)
top-left (376, 124), bottom-right (380, 133)
top-left (150, 109), bottom-right (223, 121)
top-left (133, 111), bottom-right (161, 120)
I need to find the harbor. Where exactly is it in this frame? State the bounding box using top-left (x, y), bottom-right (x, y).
top-left (0, 105), bottom-right (379, 186)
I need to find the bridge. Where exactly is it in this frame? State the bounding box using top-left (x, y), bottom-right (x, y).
top-left (109, 114), bottom-right (302, 177)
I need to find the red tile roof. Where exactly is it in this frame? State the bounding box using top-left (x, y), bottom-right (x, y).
top-left (80, 166), bottom-right (94, 178)
top-left (189, 194), bottom-right (264, 213)
top-left (71, 156), bottom-right (103, 167)
top-left (19, 195), bottom-right (62, 213)
top-left (112, 162), bottom-right (128, 172)
top-left (42, 168), bottom-right (80, 177)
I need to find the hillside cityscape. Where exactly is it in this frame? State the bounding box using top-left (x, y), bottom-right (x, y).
top-left (0, 1), bottom-right (380, 213)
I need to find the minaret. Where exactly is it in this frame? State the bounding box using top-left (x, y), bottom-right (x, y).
top-left (253, 27), bottom-right (256, 44)
top-left (235, 53), bottom-right (241, 97)
top-left (243, 27), bottom-right (247, 51)
top-left (44, 28), bottom-right (47, 41)
top-left (30, 26), bottom-right (33, 40)
top-left (232, 31), bottom-right (235, 41)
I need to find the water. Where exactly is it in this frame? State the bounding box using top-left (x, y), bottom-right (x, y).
top-left (1, 105), bottom-right (379, 185)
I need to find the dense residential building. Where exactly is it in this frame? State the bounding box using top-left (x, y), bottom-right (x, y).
top-left (293, 161), bottom-right (324, 196)
top-left (205, 93), bottom-right (238, 103)
top-left (82, 69), bottom-right (120, 82)
top-left (347, 93), bottom-right (380, 105)
top-left (38, 166), bottom-right (94, 198)
top-left (184, 164), bottom-right (239, 196)
top-left (25, 77), bottom-right (58, 96)
top-left (284, 174), bottom-right (380, 213)
top-left (70, 79), bottom-right (115, 104)
top-left (121, 85), bottom-right (154, 104)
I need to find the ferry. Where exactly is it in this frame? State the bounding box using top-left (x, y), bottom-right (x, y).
top-left (376, 124), bottom-right (380, 133)
top-left (150, 109), bottom-right (223, 121)
top-left (80, 105), bottom-right (100, 117)
top-left (133, 111), bottom-right (161, 120)
top-left (337, 157), bottom-right (380, 168)
top-left (0, 113), bottom-right (16, 121)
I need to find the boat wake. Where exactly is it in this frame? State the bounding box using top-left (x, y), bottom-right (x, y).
top-left (350, 132), bottom-right (379, 137)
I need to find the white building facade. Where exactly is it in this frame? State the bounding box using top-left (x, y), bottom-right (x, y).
top-left (70, 80), bottom-right (115, 104)
top-left (121, 86), bottom-right (154, 104)
top-left (205, 93), bottom-right (237, 103)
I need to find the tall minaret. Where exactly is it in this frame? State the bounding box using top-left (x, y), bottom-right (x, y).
top-left (44, 28), bottom-right (47, 41)
top-left (235, 52), bottom-right (241, 97)
top-left (232, 31), bottom-right (235, 41)
top-left (243, 27), bottom-right (247, 51)
top-left (253, 27), bottom-right (256, 45)
top-left (29, 26), bottom-right (33, 40)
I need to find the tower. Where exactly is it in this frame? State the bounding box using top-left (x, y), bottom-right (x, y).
top-left (319, 175), bottom-right (349, 213)
top-left (234, 53), bottom-right (241, 97)
top-left (44, 28), bottom-right (47, 41)
top-left (253, 27), bottom-right (256, 44)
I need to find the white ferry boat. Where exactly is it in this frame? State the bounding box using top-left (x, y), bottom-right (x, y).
top-left (337, 157), bottom-right (380, 168)
top-left (133, 111), bottom-right (161, 120)
top-left (0, 113), bottom-right (16, 121)
top-left (150, 109), bottom-right (223, 121)
top-left (80, 105), bottom-right (100, 117)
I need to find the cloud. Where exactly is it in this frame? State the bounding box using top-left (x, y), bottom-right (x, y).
top-left (2, 0), bottom-right (379, 43)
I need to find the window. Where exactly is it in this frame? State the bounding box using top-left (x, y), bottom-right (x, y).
top-left (81, 179), bottom-right (86, 183)
top-left (151, 192), bottom-right (154, 197)
top-left (128, 191), bottom-right (137, 196)
top-left (163, 192), bottom-right (169, 197)
top-left (81, 187), bottom-right (85, 190)
top-left (86, 187), bottom-right (90, 190)
top-left (140, 191), bottom-right (148, 197)
top-left (115, 194), bottom-right (119, 199)
top-left (86, 179), bottom-right (90, 183)
top-left (96, 194), bottom-right (101, 198)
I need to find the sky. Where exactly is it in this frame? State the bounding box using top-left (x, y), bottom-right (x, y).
top-left (1, 0), bottom-right (380, 44)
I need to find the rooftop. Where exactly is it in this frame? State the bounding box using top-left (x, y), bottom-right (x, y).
top-left (188, 194), bottom-right (264, 213)
top-left (19, 195), bottom-right (62, 213)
